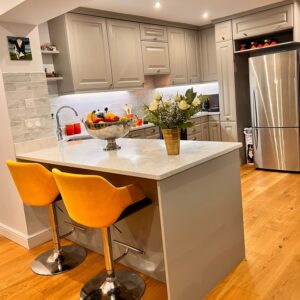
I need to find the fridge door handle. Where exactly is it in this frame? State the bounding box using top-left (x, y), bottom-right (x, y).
top-left (253, 128), bottom-right (258, 150)
top-left (253, 90), bottom-right (258, 128)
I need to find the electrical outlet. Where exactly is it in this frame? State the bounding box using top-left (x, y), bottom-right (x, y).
top-left (25, 98), bottom-right (35, 108)
top-left (24, 118), bottom-right (41, 128)
top-left (24, 119), bottom-right (34, 128)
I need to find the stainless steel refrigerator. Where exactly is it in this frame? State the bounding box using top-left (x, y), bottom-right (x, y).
top-left (249, 50), bottom-right (300, 172)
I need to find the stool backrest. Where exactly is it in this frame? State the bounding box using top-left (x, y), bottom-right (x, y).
top-left (6, 160), bottom-right (59, 206)
top-left (52, 169), bottom-right (145, 228)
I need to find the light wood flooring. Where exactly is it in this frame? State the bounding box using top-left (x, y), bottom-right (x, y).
top-left (0, 165), bottom-right (299, 299)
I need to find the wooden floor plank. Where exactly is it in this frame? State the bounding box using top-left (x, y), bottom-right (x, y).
top-left (0, 165), bottom-right (299, 299)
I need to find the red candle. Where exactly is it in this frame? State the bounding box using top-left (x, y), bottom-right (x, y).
top-left (74, 123), bottom-right (81, 134)
top-left (137, 118), bottom-right (143, 126)
top-left (65, 124), bottom-right (75, 136)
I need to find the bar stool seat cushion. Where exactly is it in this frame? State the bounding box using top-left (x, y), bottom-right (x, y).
top-left (52, 169), bottom-right (149, 229)
top-left (6, 160), bottom-right (59, 206)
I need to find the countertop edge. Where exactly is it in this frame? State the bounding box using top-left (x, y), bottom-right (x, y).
top-left (16, 142), bottom-right (242, 181)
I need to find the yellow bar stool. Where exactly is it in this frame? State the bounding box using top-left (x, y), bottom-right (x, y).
top-left (6, 160), bottom-right (86, 276)
top-left (53, 168), bottom-right (152, 300)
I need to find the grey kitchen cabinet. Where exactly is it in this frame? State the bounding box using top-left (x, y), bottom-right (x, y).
top-left (107, 19), bottom-right (144, 88)
top-left (232, 4), bottom-right (293, 40)
top-left (216, 39), bottom-right (236, 122)
top-left (220, 121), bottom-right (238, 142)
top-left (200, 27), bottom-right (218, 81)
top-left (167, 27), bottom-right (188, 85)
top-left (209, 122), bottom-right (221, 141)
top-left (141, 41), bottom-right (170, 75)
top-left (127, 126), bottom-right (160, 139)
top-left (48, 13), bottom-right (113, 93)
top-left (215, 21), bottom-right (233, 43)
top-left (185, 29), bottom-right (201, 83)
top-left (201, 122), bottom-right (209, 141)
top-left (140, 24), bottom-right (168, 42)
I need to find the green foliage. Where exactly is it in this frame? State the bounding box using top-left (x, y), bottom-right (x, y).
top-left (143, 88), bottom-right (207, 129)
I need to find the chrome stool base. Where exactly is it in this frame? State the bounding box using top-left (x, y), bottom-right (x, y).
top-left (32, 245), bottom-right (86, 276)
top-left (80, 270), bottom-right (145, 300)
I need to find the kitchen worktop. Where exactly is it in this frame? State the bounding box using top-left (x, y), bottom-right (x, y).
top-left (17, 138), bottom-right (240, 180)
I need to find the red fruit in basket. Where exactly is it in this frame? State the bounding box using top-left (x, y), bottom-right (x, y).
top-left (104, 118), bottom-right (113, 122)
top-left (93, 117), bottom-right (103, 123)
top-left (113, 116), bottom-right (120, 121)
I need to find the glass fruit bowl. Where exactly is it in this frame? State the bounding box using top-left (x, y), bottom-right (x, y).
top-left (84, 119), bottom-right (132, 151)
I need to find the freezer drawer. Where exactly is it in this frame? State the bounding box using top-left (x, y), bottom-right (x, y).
top-left (253, 127), bottom-right (300, 171)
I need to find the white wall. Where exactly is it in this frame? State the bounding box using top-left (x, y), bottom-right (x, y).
top-left (0, 21), bottom-right (52, 248)
top-left (0, 67), bottom-right (29, 242)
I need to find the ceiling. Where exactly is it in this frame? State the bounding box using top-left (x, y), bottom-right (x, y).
top-left (85, 0), bottom-right (286, 26)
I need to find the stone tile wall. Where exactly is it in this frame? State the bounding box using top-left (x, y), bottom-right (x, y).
top-left (3, 73), bottom-right (55, 144)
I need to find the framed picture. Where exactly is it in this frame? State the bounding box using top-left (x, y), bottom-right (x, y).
top-left (7, 36), bottom-right (32, 61)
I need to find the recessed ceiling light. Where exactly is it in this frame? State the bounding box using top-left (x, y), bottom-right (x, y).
top-left (154, 1), bottom-right (161, 9)
top-left (202, 12), bottom-right (209, 18)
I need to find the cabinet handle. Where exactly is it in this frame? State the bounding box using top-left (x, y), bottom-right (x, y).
top-left (151, 129), bottom-right (155, 133)
top-left (243, 33), bottom-right (248, 37)
top-left (222, 36), bottom-right (225, 40)
top-left (110, 83), bottom-right (113, 87)
top-left (157, 69), bottom-right (160, 73)
top-left (153, 37), bottom-right (157, 41)
top-left (193, 137), bottom-right (196, 141)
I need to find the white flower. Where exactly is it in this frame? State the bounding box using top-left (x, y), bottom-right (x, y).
top-left (192, 97), bottom-right (201, 106)
top-left (164, 100), bottom-right (172, 107)
top-left (153, 92), bottom-right (162, 101)
top-left (174, 93), bottom-right (181, 102)
top-left (178, 100), bottom-right (190, 110)
top-left (149, 100), bottom-right (158, 111)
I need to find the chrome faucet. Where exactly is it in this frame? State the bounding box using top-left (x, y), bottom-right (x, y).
top-left (55, 106), bottom-right (79, 141)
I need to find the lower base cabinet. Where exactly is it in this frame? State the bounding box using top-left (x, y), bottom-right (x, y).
top-left (209, 122), bottom-right (221, 141)
top-left (220, 121), bottom-right (238, 142)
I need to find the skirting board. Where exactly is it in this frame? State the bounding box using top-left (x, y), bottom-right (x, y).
top-left (0, 222), bottom-right (52, 249)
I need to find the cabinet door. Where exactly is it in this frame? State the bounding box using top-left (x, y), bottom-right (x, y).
top-left (200, 28), bottom-right (218, 81)
top-left (185, 30), bottom-right (200, 83)
top-left (216, 40), bottom-right (236, 122)
top-left (140, 24), bottom-right (167, 42)
top-left (107, 20), bottom-right (144, 88)
top-left (66, 14), bottom-right (112, 91)
top-left (215, 21), bottom-right (232, 43)
top-left (201, 122), bottom-right (210, 141)
top-left (209, 122), bottom-right (221, 141)
top-left (232, 4), bottom-right (293, 39)
top-left (168, 27), bottom-right (188, 85)
top-left (220, 121), bottom-right (238, 142)
top-left (141, 41), bottom-right (170, 75)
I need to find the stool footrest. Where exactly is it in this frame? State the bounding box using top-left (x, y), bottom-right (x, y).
top-left (113, 239), bottom-right (144, 263)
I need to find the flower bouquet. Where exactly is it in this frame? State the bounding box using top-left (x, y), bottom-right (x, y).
top-left (144, 88), bottom-right (207, 155)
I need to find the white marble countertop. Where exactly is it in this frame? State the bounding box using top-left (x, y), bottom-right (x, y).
top-left (17, 138), bottom-right (241, 180)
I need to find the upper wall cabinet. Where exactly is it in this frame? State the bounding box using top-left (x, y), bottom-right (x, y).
top-left (200, 27), bottom-right (217, 81)
top-left (185, 29), bottom-right (201, 83)
top-left (48, 14), bottom-right (113, 93)
top-left (215, 21), bottom-right (233, 43)
top-left (141, 41), bottom-right (170, 75)
top-left (107, 19), bottom-right (144, 89)
top-left (168, 27), bottom-right (188, 85)
top-left (232, 4), bottom-right (293, 40)
top-left (140, 24), bottom-right (168, 42)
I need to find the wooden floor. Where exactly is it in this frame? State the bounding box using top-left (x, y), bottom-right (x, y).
top-left (0, 165), bottom-right (299, 299)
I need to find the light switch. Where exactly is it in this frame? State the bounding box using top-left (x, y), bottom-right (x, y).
top-left (25, 98), bottom-right (35, 108)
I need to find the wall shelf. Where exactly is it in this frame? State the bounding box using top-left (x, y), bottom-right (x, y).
top-left (46, 77), bottom-right (63, 82)
top-left (41, 50), bottom-right (60, 54)
top-left (234, 41), bottom-right (300, 54)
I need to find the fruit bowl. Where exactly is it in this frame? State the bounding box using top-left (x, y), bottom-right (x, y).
top-left (84, 119), bottom-right (132, 151)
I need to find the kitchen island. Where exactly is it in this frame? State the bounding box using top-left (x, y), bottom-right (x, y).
top-left (17, 138), bottom-right (244, 300)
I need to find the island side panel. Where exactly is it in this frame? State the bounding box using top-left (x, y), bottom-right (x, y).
top-left (30, 164), bottom-right (166, 282)
top-left (157, 150), bottom-right (245, 300)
